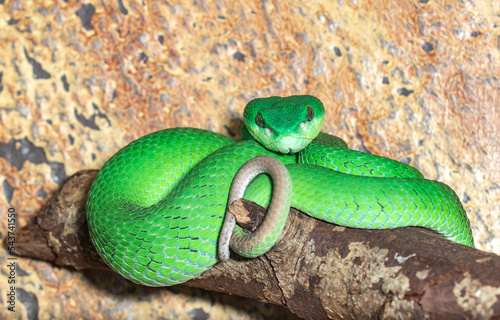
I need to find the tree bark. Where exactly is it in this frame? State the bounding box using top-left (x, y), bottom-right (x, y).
top-left (10, 170), bottom-right (500, 320)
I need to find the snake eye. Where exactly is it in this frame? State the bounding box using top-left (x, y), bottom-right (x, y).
top-left (256, 112), bottom-right (265, 128)
top-left (306, 106), bottom-right (314, 121)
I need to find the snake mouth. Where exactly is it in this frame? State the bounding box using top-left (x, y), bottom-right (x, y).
top-left (265, 136), bottom-right (313, 154)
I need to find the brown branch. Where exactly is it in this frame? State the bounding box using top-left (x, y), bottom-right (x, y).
top-left (228, 198), bottom-right (266, 233)
top-left (10, 171), bottom-right (500, 319)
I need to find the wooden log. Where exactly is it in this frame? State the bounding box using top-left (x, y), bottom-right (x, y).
top-left (10, 170), bottom-right (500, 320)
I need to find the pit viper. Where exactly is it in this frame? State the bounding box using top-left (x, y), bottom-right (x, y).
top-left (86, 95), bottom-right (474, 287)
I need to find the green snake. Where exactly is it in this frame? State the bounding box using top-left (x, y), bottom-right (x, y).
top-left (86, 95), bottom-right (474, 287)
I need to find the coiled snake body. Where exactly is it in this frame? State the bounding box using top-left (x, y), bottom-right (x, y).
top-left (87, 95), bottom-right (474, 287)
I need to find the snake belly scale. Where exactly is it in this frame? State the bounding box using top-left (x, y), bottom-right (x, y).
top-left (86, 95), bottom-right (474, 287)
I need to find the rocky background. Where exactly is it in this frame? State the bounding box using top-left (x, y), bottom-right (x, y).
top-left (1, 0), bottom-right (499, 319)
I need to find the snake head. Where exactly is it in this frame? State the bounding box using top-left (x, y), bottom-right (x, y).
top-left (243, 95), bottom-right (325, 154)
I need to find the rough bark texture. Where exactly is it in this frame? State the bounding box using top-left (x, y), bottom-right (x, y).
top-left (11, 171), bottom-right (500, 320)
top-left (229, 198), bottom-right (266, 233)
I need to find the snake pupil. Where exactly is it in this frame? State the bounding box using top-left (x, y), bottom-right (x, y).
top-left (306, 106), bottom-right (314, 121)
top-left (256, 113), bottom-right (265, 128)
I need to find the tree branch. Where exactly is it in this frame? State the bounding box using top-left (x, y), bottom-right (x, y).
top-left (10, 171), bottom-right (500, 319)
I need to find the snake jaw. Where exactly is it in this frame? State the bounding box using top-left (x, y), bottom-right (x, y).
top-left (265, 136), bottom-right (313, 154)
top-left (243, 95), bottom-right (326, 154)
